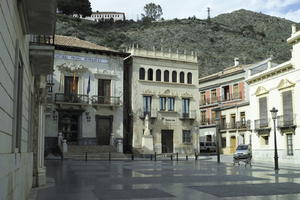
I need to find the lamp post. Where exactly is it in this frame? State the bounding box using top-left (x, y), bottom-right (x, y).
top-left (214, 107), bottom-right (221, 163)
top-left (270, 107), bottom-right (279, 170)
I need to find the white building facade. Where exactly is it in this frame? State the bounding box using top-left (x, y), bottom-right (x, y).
top-left (124, 48), bottom-right (200, 154)
top-left (45, 35), bottom-right (128, 154)
top-left (84, 12), bottom-right (125, 22)
top-left (247, 25), bottom-right (300, 164)
top-left (0, 0), bottom-right (56, 199)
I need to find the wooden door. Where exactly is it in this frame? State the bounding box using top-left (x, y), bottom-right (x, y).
top-left (230, 136), bottom-right (236, 154)
top-left (161, 130), bottom-right (173, 153)
top-left (96, 116), bottom-right (112, 145)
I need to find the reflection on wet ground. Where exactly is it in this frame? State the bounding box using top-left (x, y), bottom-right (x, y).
top-left (35, 160), bottom-right (300, 200)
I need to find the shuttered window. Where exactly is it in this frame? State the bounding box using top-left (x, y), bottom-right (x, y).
top-left (287, 134), bottom-right (293, 156)
top-left (259, 97), bottom-right (268, 127)
top-left (282, 90), bottom-right (293, 126)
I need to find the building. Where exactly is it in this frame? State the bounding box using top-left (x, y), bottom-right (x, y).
top-left (199, 59), bottom-right (252, 154)
top-left (0, 0), bottom-right (56, 199)
top-left (246, 25), bottom-right (300, 164)
top-left (124, 47), bottom-right (200, 154)
top-left (44, 35), bottom-right (129, 154)
top-left (83, 12), bottom-right (125, 22)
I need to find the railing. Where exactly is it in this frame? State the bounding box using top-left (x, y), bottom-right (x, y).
top-left (254, 118), bottom-right (270, 130)
top-left (220, 122), bottom-right (237, 129)
top-left (200, 92), bottom-right (242, 106)
top-left (236, 120), bottom-right (251, 129)
top-left (277, 115), bottom-right (296, 128)
top-left (200, 118), bottom-right (216, 126)
top-left (180, 110), bottom-right (196, 120)
top-left (54, 93), bottom-right (89, 104)
top-left (139, 109), bottom-right (157, 118)
top-left (30, 34), bottom-right (55, 45)
top-left (91, 95), bottom-right (120, 106)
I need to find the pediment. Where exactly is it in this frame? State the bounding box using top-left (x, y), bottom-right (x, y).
top-left (159, 89), bottom-right (177, 97)
top-left (181, 92), bottom-right (193, 98)
top-left (142, 89), bottom-right (155, 96)
top-left (255, 86), bottom-right (269, 96)
top-left (277, 79), bottom-right (295, 90)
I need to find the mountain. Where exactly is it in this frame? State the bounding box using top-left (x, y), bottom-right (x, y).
top-left (56, 9), bottom-right (298, 77)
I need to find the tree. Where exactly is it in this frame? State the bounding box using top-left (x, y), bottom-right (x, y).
top-left (57, 0), bottom-right (92, 17)
top-left (141, 3), bottom-right (163, 21)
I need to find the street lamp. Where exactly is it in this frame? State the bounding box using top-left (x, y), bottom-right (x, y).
top-left (270, 107), bottom-right (279, 170)
top-left (214, 107), bottom-right (221, 163)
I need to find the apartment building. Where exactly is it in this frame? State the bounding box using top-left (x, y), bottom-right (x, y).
top-left (124, 47), bottom-right (200, 154)
top-left (0, 0), bottom-right (56, 199)
top-left (246, 25), bottom-right (300, 164)
top-left (83, 11), bottom-right (125, 22)
top-left (199, 59), bottom-right (252, 154)
top-left (45, 35), bottom-right (128, 153)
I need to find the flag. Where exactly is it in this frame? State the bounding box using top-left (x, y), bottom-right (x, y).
top-left (87, 74), bottom-right (91, 95)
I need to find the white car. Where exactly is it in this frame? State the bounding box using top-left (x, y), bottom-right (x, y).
top-left (234, 144), bottom-right (252, 159)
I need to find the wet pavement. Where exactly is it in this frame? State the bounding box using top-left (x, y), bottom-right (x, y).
top-left (34, 159), bottom-right (300, 200)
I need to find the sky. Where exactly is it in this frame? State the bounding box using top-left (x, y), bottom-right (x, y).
top-left (90, 0), bottom-right (300, 22)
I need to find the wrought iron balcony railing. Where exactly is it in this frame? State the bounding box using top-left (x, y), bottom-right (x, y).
top-left (54, 93), bottom-right (89, 104)
top-left (200, 92), bottom-right (243, 106)
top-left (139, 109), bottom-right (158, 119)
top-left (236, 120), bottom-right (251, 129)
top-left (180, 110), bottom-right (196, 120)
top-left (254, 118), bottom-right (270, 130)
top-left (200, 118), bottom-right (216, 126)
top-left (91, 95), bottom-right (120, 106)
top-left (277, 115), bottom-right (296, 128)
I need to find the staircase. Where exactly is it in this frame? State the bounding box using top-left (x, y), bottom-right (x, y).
top-left (64, 145), bottom-right (127, 160)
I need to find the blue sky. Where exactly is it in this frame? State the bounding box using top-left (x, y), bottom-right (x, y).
top-left (90, 0), bottom-right (300, 22)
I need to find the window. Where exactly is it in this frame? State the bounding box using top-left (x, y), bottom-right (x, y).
top-left (182, 98), bottom-right (190, 114)
top-left (182, 130), bottom-right (191, 143)
top-left (180, 72), bottom-right (184, 83)
top-left (64, 76), bottom-right (79, 96)
top-left (259, 97), bottom-right (268, 127)
top-left (187, 72), bottom-right (192, 84)
top-left (211, 111), bottom-right (216, 124)
top-left (233, 83), bottom-right (239, 99)
top-left (282, 90), bottom-right (293, 126)
top-left (167, 97), bottom-right (175, 111)
top-left (200, 92), bottom-right (206, 105)
top-left (221, 115), bottom-right (226, 129)
top-left (172, 71), bottom-right (177, 83)
top-left (156, 69), bottom-right (161, 81)
top-left (230, 114), bottom-right (236, 129)
top-left (260, 135), bottom-right (269, 145)
top-left (98, 79), bottom-right (111, 104)
top-left (222, 85), bottom-right (230, 101)
top-left (148, 68), bottom-right (153, 80)
top-left (287, 134), bottom-right (293, 156)
top-left (164, 70), bottom-right (169, 82)
top-left (160, 97), bottom-right (166, 111)
top-left (211, 89), bottom-right (217, 103)
top-left (143, 96), bottom-right (152, 113)
top-left (139, 68), bottom-right (145, 80)
top-left (201, 111), bottom-right (206, 124)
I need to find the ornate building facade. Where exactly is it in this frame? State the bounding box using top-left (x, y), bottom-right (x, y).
top-left (124, 47), bottom-right (200, 154)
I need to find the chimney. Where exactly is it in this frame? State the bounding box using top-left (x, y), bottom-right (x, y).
top-left (292, 24), bottom-right (297, 34)
top-left (234, 58), bottom-right (239, 66)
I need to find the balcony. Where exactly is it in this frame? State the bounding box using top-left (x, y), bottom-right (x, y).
top-left (220, 122), bottom-right (237, 130)
top-left (221, 92), bottom-right (242, 102)
top-left (91, 95), bottom-right (121, 107)
top-left (54, 93), bottom-right (89, 105)
top-left (180, 110), bottom-right (196, 120)
top-left (236, 120), bottom-right (251, 130)
top-left (254, 118), bottom-right (270, 131)
top-left (200, 96), bottom-right (220, 107)
top-left (200, 118), bottom-right (216, 126)
top-left (277, 115), bottom-right (296, 129)
top-left (139, 109), bottom-right (157, 119)
top-left (200, 92), bottom-right (242, 107)
top-left (29, 34), bottom-right (55, 75)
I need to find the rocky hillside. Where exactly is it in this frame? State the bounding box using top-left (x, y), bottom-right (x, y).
top-left (56, 9), bottom-right (298, 77)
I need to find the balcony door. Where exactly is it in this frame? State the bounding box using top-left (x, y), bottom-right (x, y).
top-left (98, 79), bottom-right (111, 104)
top-left (259, 97), bottom-right (268, 127)
top-left (96, 116), bottom-right (112, 145)
top-left (282, 90), bottom-right (293, 126)
top-left (64, 76), bottom-right (78, 96)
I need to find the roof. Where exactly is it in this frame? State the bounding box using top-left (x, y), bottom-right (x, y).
top-left (92, 12), bottom-right (125, 15)
top-left (55, 35), bottom-right (115, 51)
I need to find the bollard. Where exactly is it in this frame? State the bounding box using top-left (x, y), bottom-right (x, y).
top-left (85, 152), bottom-right (87, 161)
top-left (131, 154), bottom-right (134, 160)
top-left (109, 152), bottom-right (111, 161)
top-left (186, 155), bottom-right (188, 161)
top-left (150, 154), bottom-right (153, 161)
top-left (176, 152), bottom-right (179, 161)
top-left (195, 152), bottom-right (198, 160)
top-left (154, 152), bottom-right (157, 161)
top-left (171, 154), bottom-right (173, 161)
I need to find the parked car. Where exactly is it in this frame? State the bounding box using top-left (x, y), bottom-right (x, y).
top-left (200, 142), bottom-right (217, 152)
top-left (234, 144), bottom-right (252, 159)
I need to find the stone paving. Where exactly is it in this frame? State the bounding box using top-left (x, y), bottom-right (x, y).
top-left (33, 158), bottom-right (300, 200)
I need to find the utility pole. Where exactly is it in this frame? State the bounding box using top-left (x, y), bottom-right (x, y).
top-left (207, 7), bottom-right (211, 21)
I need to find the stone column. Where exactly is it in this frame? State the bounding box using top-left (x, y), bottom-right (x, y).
top-left (36, 104), bottom-right (46, 186)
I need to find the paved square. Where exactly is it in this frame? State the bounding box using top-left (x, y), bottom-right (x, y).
top-left (35, 159), bottom-right (300, 200)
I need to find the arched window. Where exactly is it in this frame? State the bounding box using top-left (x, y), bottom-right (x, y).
top-left (180, 72), bottom-right (185, 83)
top-left (148, 68), bottom-right (153, 81)
top-left (172, 71), bottom-right (177, 83)
top-left (156, 69), bottom-right (161, 81)
top-left (139, 68), bottom-right (145, 80)
top-left (187, 72), bottom-right (192, 84)
top-left (164, 70), bottom-right (169, 82)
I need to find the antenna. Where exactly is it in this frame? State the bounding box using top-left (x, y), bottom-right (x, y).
top-left (207, 7), bottom-right (211, 21)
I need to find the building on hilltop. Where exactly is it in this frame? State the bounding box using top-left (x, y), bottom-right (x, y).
top-left (0, 0), bottom-right (56, 199)
top-left (123, 47), bottom-right (200, 154)
top-left (246, 24), bottom-right (300, 164)
top-left (80, 11), bottom-right (126, 22)
top-left (44, 35), bottom-right (129, 154)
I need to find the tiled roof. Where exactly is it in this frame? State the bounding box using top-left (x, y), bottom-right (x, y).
top-left (54, 35), bottom-right (116, 52)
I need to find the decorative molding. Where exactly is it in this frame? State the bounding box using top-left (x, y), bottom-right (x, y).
top-left (181, 92), bottom-right (193, 98)
top-left (56, 63), bottom-right (88, 74)
top-left (277, 79), bottom-right (295, 90)
top-left (159, 89), bottom-right (177, 97)
top-left (255, 86), bottom-right (269, 96)
top-left (94, 70), bottom-right (118, 80)
top-left (142, 89), bottom-right (156, 96)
